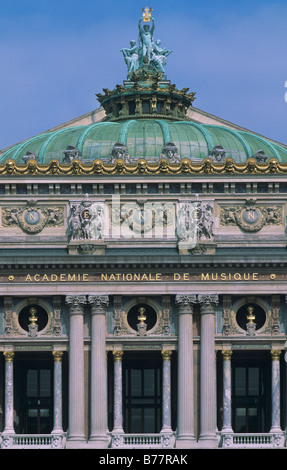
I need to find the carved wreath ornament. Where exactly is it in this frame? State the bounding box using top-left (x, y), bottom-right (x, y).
top-left (220, 200), bottom-right (282, 232)
top-left (2, 200), bottom-right (64, 234)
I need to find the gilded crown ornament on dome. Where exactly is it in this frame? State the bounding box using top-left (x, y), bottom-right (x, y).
top-left (142, 6), bottom-right (153, 22)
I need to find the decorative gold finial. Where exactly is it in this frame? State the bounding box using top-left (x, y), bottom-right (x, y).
top-left (29, 307), bottom-right (38, 326)
top-left (246, 305), bottom-right (255, 324)
top-left (137, 306), bottom-right (147, 324)
top-left (142, 6), bottom-right (153, 22)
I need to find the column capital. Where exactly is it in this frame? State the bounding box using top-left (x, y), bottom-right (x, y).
top-left (65, 295), bottom-right (86, 315)
top-left (88, 295), bottom-right (109, 315)
top-left (198, 294), bottom-right (218, 314)
top-left (3, 351), bottom-right (14, 362)
top-left (112, 350), bottom-right (123, 362)
top-left (222, 349), bottom-right (232, 360)
top-left (53, 351), bottom-right (64, 362)
top-left (161, 350), bottom-right (172, 361)
top-left (175, 294), bottom-right (197, 314)
top-left (271, 349), bottom-right (282, 360)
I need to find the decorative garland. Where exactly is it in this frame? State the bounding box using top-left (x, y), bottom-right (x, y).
top-left (0, 156), bottom-right (286, 175)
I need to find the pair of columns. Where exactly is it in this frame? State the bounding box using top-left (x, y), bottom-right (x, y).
top-left (175, 293), bottom-right (219, 448)
top-left (222, 348), bottom-right (283, 433)
top-left (2, 350), bottom-right (64, 438)
top-left (112, 349), bottom-right (173, 435)
top-left (65, 294), bottom-right (108, 447)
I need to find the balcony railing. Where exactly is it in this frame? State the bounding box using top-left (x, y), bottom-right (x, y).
top-left (220, 432), bottom-right (285, 448)
top-left (111, 432), bottom-right (175, 448)
top-left (1, 433), bottom-right (65, 449)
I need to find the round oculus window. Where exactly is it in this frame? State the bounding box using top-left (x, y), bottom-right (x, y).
top-left (236, 303), bottom-right (266, 331)
top-left (18, 304), bottom-right (49, 332)
top-left (127, 303), bottom-right (157, 332)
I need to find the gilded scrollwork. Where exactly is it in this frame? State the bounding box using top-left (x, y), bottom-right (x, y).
top-left (1, 157), bottom-right (287, 176)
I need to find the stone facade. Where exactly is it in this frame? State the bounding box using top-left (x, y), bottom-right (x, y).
top-left (1, 11), bottom-right (287, 450)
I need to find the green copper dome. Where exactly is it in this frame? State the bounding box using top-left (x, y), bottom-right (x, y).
top-left (1, 119), bottom-right (287, 164)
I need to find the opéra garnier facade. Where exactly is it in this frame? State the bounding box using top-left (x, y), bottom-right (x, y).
top-left (1, 9), bottom-right (287, 449)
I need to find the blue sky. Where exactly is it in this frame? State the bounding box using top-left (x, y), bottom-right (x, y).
top-left (0, 0), bottom-right (287, 150)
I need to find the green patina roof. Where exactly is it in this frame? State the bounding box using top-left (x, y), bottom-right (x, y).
top-left (1, 119), bottom-right (287, 164)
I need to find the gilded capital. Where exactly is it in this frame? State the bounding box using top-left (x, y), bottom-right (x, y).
top-left (52, 351), bottom-right (64, 362)
top-left (3, 351), bottom-right (14, 362)
top-left (113, 350), bottom-right (124, 362)
top-left (161, 350), bottom-right (172, 361)
top-left (271, 350), bottom-right (281, 360)
top-left (222, 349), bottom-right (232, 361)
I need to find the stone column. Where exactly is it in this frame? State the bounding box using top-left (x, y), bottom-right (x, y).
top-left (221, 349), bottom-right (233, 432)
top-left (161, 350), bottom-right (172, 433)
top-left (3, 351), bottom-right (15, 435)
top-left (198, 294), bottom-right (218, 448)
top-left (88, 294), bottom-right (109, 447)
top-left (270, 350), bottom-right (282, 432)
top-left (112, 350), bottom-right (124, 433)
top-left (52, 351), bottom-right (63, 434)
top-left (175, 295), bottom-right (196, 448)
top-left (66, 295), bottom-right (86, 444)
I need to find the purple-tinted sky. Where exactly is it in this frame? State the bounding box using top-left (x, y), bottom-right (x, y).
top-left (1, 0), bottom-right (287, 150)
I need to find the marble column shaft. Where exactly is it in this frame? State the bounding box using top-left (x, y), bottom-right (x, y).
top-left (52, 351), bottom-right (63, 433)
top-left (66, 295), bottom-right (86, 441)
top-left (112, 350), bottom-right (124, 433)
top-left (88, 294), bottom-right (109, 444)
top-left (198, 294), bottom-right (218, 446)
top-left (175, 295), bottom-right (196, 447)
top-left (3, 352), bottom-right (15, 434)
top-left (161, 350), bottom-right (172, 432)
top-left (271, 350), bottom-right (282, 432)
top-left (221, 350), bottom-right (233, 432)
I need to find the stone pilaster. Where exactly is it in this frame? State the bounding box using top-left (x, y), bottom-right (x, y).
top-left (65, 295), bottom-right (86, 445)
top-left (175, 294), bottom-right (197, 448)
top-left (198, 294), bottom-right (218, 448)
top-left (88, 294), bottom-right (109, 447)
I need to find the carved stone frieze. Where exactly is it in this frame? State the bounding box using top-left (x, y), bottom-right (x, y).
top-left (220, 199), bottom-right (282, 232)
top-left (111, 200), bottom-right (175, 235)
top-left (2, 200), bottom-right (64, 234)
top-left (53, 297), bottom-right (62, 336)
top-left (67, 197), bottom-right (105, 242)
top-left (4, 297), bottom-right (13, 337)
top-left (177, 200), bottom-right (214, 241)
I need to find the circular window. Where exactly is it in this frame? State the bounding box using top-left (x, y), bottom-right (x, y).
top-left (127, 304), bottom-right (157, 332)
top-left (236, 303), bottom-right (266, 331)
top-left (18, 304), bottom-right (48, 332)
